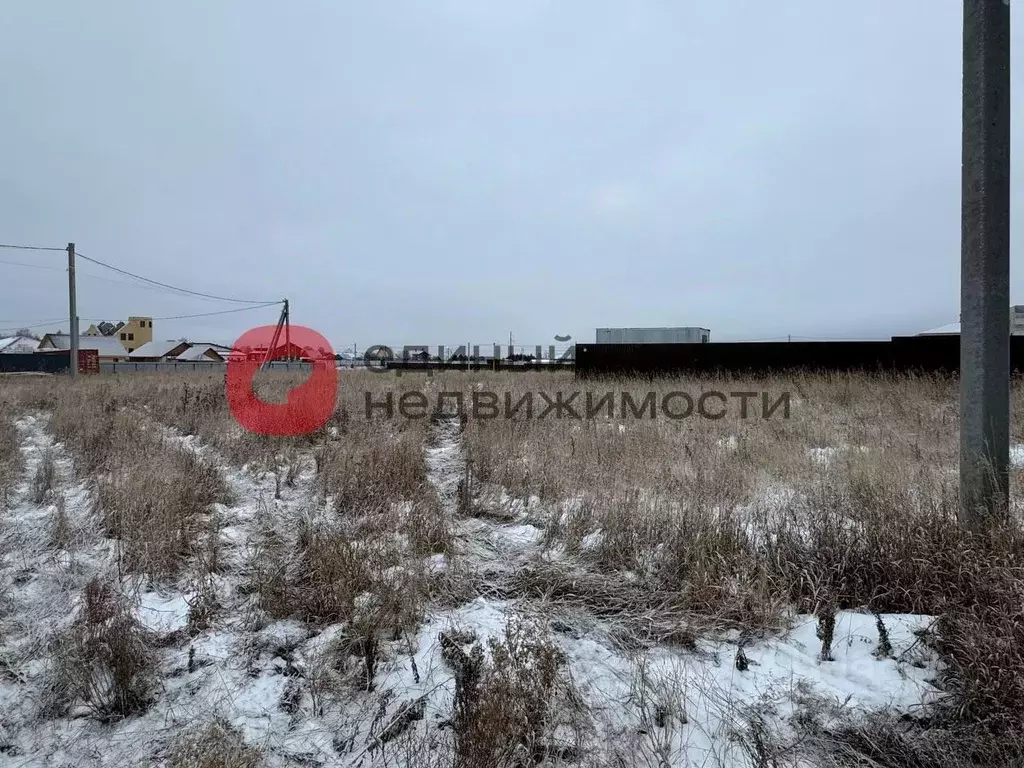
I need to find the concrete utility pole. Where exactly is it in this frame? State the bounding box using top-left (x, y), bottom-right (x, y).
top-left (67, 242), bottom-right (77, 378)
top-left (960, 0), bottom-right (1011, 530)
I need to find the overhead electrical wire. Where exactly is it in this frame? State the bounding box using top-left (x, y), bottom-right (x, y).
top-left (150, 303), bottom-right (282, 321)
top-left (75, 269), bottom-right (250, 303)
top-left (1, 244), bottom-right (280, 306)
top-left (1, 302), bottom-right (282, 329)
top-left (0, 317), bottom-right (67, 329)
top-left (75, 251), bottom-right (279, 305)
top-left (1, 244), bottom-right (285, 343)
top-left (0, 243), bottom-right (65, 252)
top-left (0, 257), bottom-right (64, 272)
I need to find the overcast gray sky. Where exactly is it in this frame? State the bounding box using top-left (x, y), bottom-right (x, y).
top-left (1, 1), bottom-right (1020, 349)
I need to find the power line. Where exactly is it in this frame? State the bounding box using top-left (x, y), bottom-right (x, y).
top-left (0, 318), bottom-right (69, 332)
top-left (0, 243), bottom-right (65, 252)
top-left (75, 269), bottom-right (247, 303)
top-left (76, 251), bottom-right (278, 305)
top-left (0, 302), bottom-right (281, 329)
top-left (149, 303), bottom-right (282, 321)
top-left (0, 257), bottom-right (64, 272)
top-left (0, 317), bottom-right (66, 327)
top-left (2, 246), bottom-right (268, 307)
top-left (1, 259), bottom-right (264, 306)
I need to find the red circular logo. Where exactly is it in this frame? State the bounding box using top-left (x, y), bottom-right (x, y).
top-left (225, 325), bottom-right (337, 436)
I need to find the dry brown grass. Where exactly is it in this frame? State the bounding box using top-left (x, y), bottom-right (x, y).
top-left (95, 445), bottom-right (228, 579)
top-left (0, 413), bottom-right (22, 507)
top-left (3, 369), bottom-right (1024, 764)
top-left (447, 615), bottom-right (575, 768)
top-left (30, 447), bottom-right (57, 504)
top-left (45, 577), bottom-right (155, 721)
top-left (6, 377), bottom-right (232, 579)
top-left (166, 719), bottom-right (264, 768)
top-left (416, 370), bottom-right (1024, 761)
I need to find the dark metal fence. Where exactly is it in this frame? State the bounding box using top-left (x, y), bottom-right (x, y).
top-left (0, 352), bottom-right (73, 374)
top-left (574, 336), bottom-right (1024, 378)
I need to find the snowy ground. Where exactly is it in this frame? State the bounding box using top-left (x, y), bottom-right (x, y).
top-left (0, 411), bottom-right (943, 767)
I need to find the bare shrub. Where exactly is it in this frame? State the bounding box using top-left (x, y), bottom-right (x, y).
top-left (450, 615), bottom-right (566, 767)
top-left (47, 578), bottom-right (155, 721)
top-left (290, 526), bottom-right (426, 631)
top-left (167, 719), bottom-right (263, 768)
top-left (186, 577), bottom-right (220, 635)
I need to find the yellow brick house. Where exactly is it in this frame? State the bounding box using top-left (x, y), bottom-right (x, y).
top-left (116, 316), bottom-right (154, 353)
top-left (80, 317), bottom-right (154, 354)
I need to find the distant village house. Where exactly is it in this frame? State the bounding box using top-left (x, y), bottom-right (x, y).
top-left (37, 333), bottom-right (131, 362)
top-left (83, 316), bottom-right (153, 353)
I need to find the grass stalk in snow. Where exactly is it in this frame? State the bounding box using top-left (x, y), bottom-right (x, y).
top-left (45, 578), bottom-right (155, 721)
top-left (0, 413), bottom-right (22, 507)
top-left (166, 719), bottom-right (264, 768)
top-left (30, 447), bottom-right (57, 504)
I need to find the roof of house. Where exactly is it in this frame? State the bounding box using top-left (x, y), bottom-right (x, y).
top-left (918, 323), bottom-right (960, 335)
top-left (40, 334), bottom-right (127, 357)
top-left (188, 342), bottom-right (234, 354)
top-left (176, 344), bottom-right (228, 362)
top-left (227, 341), bottom-right (307, 359)
top-left (0, 336), bottom-right (39, 354)
top-left (128, 340), bottom-right (190, 359)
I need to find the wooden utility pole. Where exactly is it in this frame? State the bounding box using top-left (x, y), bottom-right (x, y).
top-left (283, 298), bottom-right (290, 360)
top-left (67, 242), bottom-right (77, 378)
top-left (960, 0), bottom-right (1011, 530)
top-left (259, 301), bottom-right (289, 370)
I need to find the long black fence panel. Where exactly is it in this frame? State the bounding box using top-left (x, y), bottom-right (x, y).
top-left (575, 337), bottom-right (1024, 378)
top-left (383, 360), bottom-right (574, 373)
top-left (0, 352), bottom-right (71, 374)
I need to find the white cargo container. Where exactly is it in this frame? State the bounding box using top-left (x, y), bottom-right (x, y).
top-left (595, 327), bottom-right (710, 344)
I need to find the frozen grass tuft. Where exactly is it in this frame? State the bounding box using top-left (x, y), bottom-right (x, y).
top-left (0, 413), bottom-right (23, 507)
top-left (45, 577), bottom-right (156, 721)
top-left (166, 719), bottom-right (264, 768)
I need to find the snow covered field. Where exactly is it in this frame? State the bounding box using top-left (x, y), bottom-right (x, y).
top-left (0, 371), bottom-right (1021, 767)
